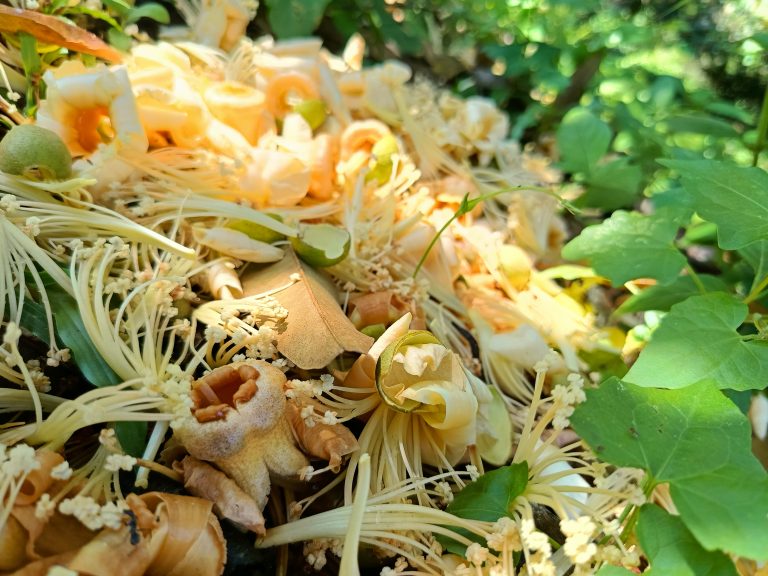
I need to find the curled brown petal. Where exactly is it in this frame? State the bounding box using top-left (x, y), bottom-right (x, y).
top-left (174, 456), bottom-right (265, 535)
top-left (285, 400), bottom-right (359, 472)
top-left (0, 515), bottom-right (28, 571)
top-left (127, 492), bottom-right (227, 576)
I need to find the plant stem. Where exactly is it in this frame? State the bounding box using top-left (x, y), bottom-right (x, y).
top-left (411, 184), bottom-right (569, 278)
top-left (685, 263), bottom-right (706, 294)
top-left (754, 84), bottom-right (768, 167)
top-left (619, 473), bottom-right (656, 544)
top-left (744, 274), bottom-right (768, 305)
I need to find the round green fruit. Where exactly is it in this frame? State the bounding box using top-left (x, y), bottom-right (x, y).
top-left (290, 223), bottom-right (351, 267)
top-left (0, 124), bottom-right (72, 180)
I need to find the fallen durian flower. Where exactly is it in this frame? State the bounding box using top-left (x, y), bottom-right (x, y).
top-left (203, 81), bottom-right (269, 145)
top-left (318, 314), bottom-right (482, 504)
top-left (284, 397), bottom-right (359, 472)
top-left (239, 148), bottom-right (311, 207)
top-left (264, 71), bottom-right (320, 119)
top-left (60, 491), bottom-right (226, 576)
top-left (37, 62), bottom-right (147, 157)
top-left (0, 446), bottom-right (116, 571)
top-left (174, 361), bottom-right (356, 533)
top-left (174, 455), bottom-right (265, 533)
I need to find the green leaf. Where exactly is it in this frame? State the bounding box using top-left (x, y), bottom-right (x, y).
top-left (624, 293), bottom-right (768, 391)
top-left (740, 240), bottom-right (768, 276)
top-left (115, 421), bottom-right (147, 458)
top-left (447, 462), bottom-right (529, 521)
top-left (637, 504), bottom-right (738, 576)
top-left (19, 33), bottom-right (42, 76)
top-left (572, 378), bottom-right (768, 560)
top-left (439, 462), bottom-right (528, 554)
top-left (107, 28), bottom-right (132, 51)
top-left (556, 108), bottom-right (611, 174)
top-left (578, 158), bottom-right (643, 210)
top-left (660, 160), bottom-right (768, 249)
top-left (49, 287), bottom-right (122, 388)
top-left (670, 462), bottom-right (768, 560)
top-left (561, 211), bottom-right (686, 286)
top-left (19, 300), bottom-right (52, 346)
top-left (615, 275), bottom-right (728, 315)
top-left (68, 5), bottom-right (122, 29)
top-left (102, 0), bottom-right (131, 16)
top-left (704, 101), bottom-right (754, 125)
top-left (664, 114), bottom-right (739, 138)
top-left (369, 4), bottom-right (428, 57)
top-left (650, 186), bottom-right (695, 223)
top-left (738, 240), bottom-right (768, 293)
top-left (265, 0), bottom-right (330, 38)
top-left (126, 3), bottom-right (171, 24)
top-left (571, 379), bottom-right (745, 481)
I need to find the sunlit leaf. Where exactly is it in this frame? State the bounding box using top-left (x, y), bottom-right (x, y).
top-left (615, 275), bottom-right (727, 315)
top-left (572, 378), bottom-right (768, 560)
top-left (671, 462), bottom-right (768, 560)
top-left (572, 379), bottom-right (744, 481)
top-left (660, 159), bottom-right (768, 249)
top-left (624, 293), bottom-right (768, 391)
top-left (638, 504), bottom-right (738, 576)
top-left (561, 210), bottom-right (685, 286)
top-left (439, 462), bottom-right (529, 554)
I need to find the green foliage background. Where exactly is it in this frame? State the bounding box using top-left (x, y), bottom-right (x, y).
top-left (253, 0), bottom-right (768, 570)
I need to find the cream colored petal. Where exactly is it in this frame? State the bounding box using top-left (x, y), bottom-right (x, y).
top-left (367, 312), bottom-right (412, 361)
top-left (393, 343), bottom-right (451, 377)
top-left (195, 227), bottom-right (284, 262)
top-left (240, 149), bottom-right (310, 207)
top-left (488, 324), bottom-right (550, 369)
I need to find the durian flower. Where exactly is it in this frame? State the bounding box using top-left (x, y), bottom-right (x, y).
top-left (37, 62), bottom-right (147, 157)
top-left (305, 313), bottom-right (484, 506)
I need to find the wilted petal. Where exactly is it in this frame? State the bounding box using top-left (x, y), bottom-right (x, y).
top-left (196, 227), bottom-right (284, 262)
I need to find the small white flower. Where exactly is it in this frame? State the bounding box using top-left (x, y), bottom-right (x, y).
top-left (321, 410), bottom-right (338, 425)
top-left (35, 493), bottom-right (56, 520)
top-left (51, 460), bottom-right (73, 480)
top-left (2, 323), bottom-right (22, 346)
top-left (465, 542), bottom-right (489, 566)
top-left (104, 454), bottom-right (137, 472)
top-left (2, 444), bottom-right (39, 477)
